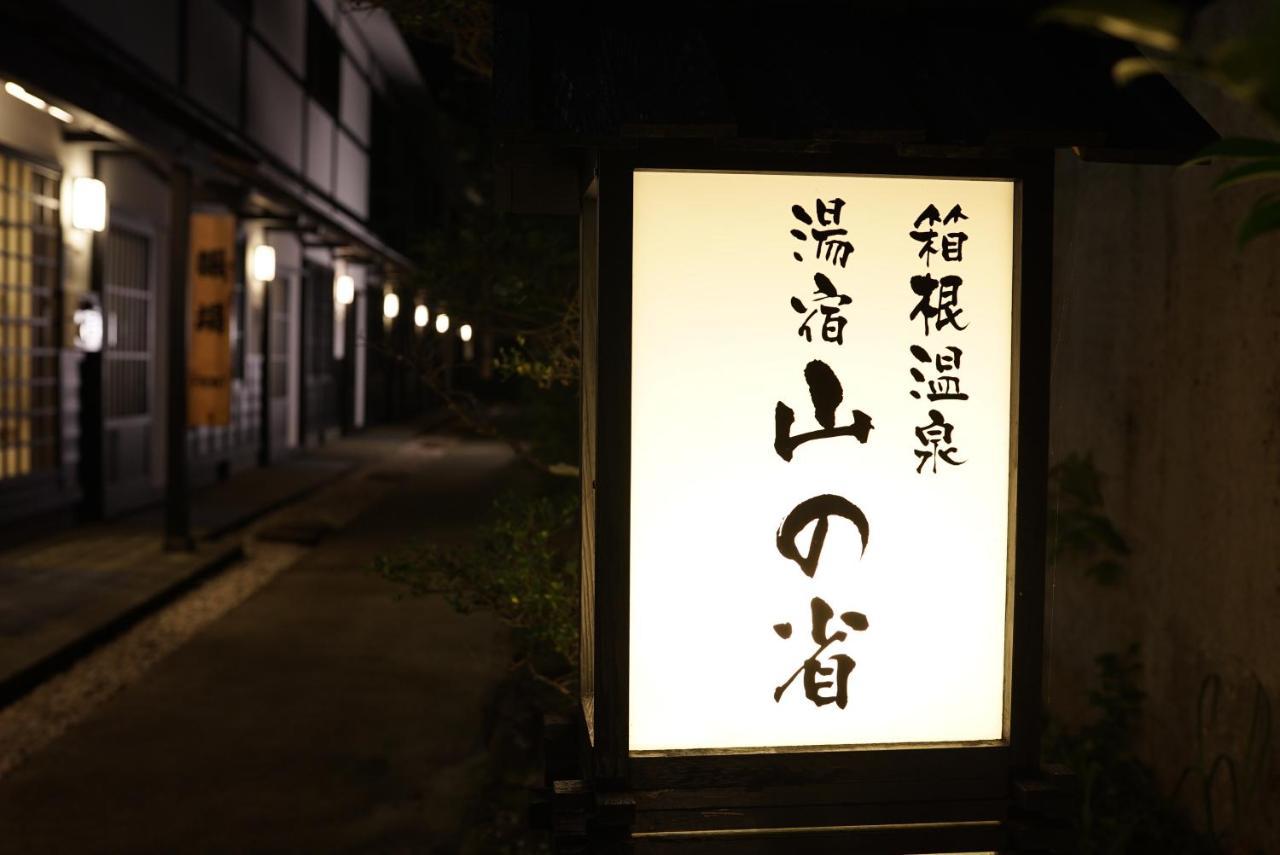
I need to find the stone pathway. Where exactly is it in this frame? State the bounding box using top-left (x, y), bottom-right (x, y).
top-left (0, 432), bottom-right (516, 853)
top-left (0, 441), bottom-right (363, 707)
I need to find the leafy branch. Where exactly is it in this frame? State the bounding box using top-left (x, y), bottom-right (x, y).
top-left (1045, 645), bottom-right (1218, 854)
top-left (374, 206), bottom-right (581, 475)
top-left (372, 334), bottom-right (580, 478)
top-left (343, 0), bottom-right (492, 77)
top-left (373, 486), bottom-right (581, 682)
top-left (1171, 674), bottom-right (1274, 851)
top-left (1044, 1), bottom-right (1280, 246)
top-left (1048, 452), bottom-right (1131, 585)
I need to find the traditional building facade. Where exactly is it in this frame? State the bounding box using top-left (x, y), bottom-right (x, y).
top-left (0, 0), bottom-right (441, 528)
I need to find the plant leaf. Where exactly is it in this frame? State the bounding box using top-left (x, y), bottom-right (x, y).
top-left (1040, 2), bottom-right (1185, 51)
top-left (1236, 195), bottom-right (1280, 246)
top-left (1112, 55), bottom-right (1167, 85)
top-left (1212, 158), bottom-right (1280, 190)
top-left (1086, 559), bottom-right (1126, 585)
top-left (1208, 16), bottom-right (1280, 124)
top-left (1184, 137), bottom-right (1280, 167)
top-left (546, 462), bottom-right (580, 477)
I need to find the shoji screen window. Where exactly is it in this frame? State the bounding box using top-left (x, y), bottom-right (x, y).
top-left (0, 151), bottom-right (60, 480)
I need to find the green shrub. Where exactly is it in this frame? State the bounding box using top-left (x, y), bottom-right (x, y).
top-left (374, 479), bottom-right (580, 679)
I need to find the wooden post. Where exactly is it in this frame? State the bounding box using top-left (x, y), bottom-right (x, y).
top-left (258, 262), bottom-right (272, 466)
top-left (164, 163), bottom-right (193, 552)
top-left (79, 155), bottom-right (106, 520)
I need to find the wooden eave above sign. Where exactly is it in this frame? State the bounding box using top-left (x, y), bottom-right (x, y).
top-left (493, 2), bottom-right (1218, 164)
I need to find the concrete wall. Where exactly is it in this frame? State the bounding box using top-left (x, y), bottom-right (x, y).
top-left (1047, 97), bottom-right (1280, 848)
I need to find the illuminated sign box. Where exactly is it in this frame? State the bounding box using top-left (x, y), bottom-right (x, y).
top-left (632, 169), bottom-right (1014, 753)
top-left (579, 151), bottom-right (1052, 847)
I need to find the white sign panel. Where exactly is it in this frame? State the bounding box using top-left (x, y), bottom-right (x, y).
top-left (630, 169), bottom-right (1016, 753)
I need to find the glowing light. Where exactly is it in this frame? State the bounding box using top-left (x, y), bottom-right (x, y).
top-left (6, 81), bottom-right (73, 124)
top-left (71, 177), bottom-right (106, 232)
top-left (73, 305), bottom-right (103, 352)
top-left (628, 169), bottom-right (1016, 753)
top-left (459, 323), bottom-right (473, 342)
top-left (251, 244), bottom-right (276, 282)
top-left (5, 81), bottom-right (45, 111)
top-left (382, 291), bottom-right (399, 319)
top-left (334, 274), bottom-right (355, 305)
top-left (414, 304), bottom-right (428, 328)
top-left (434, 312), bottom-right (449, 334)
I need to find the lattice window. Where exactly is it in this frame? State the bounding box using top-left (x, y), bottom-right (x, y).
top-left (304, 266), bottom-right (336, 434)
top-left (103, 228), bottom-right (151, 420)
top-left (0, 151), bottom-right (60, 480)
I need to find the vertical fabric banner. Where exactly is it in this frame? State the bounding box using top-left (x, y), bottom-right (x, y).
top-left (187, 212), bottom-right (236, 426)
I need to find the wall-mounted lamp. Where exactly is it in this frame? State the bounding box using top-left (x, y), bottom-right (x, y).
top-left (73, 295), bottom-right (104, 353)
top-left (459, 323), bottom-right (473, 342)
top-left (383, 291), bottom-right (400, 320)
top-left (71, 177), bottom-right (106, 232)
top-left (334, 274), bottom-right (355, 306)
top-left (434, 312), bottom-right (450, 334)
top-left (414, 304), bottom-right (429, 328)
top-left (251, 244), bottom-right (276, 282)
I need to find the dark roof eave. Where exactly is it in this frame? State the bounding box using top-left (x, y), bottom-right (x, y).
top-left (492, 5), bottom-right (1219, 165)
top-left (1, 3), bottom-right (413, 270)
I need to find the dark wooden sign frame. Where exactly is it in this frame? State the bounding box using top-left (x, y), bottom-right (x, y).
top-left (577, 144), bottom-right (1056, 851)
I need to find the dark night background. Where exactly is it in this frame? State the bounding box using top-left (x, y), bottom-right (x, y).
top-left (0, 1), bottom-right (1274, 852)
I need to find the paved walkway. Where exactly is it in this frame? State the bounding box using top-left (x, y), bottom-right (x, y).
top-left (136, 453), bottom-right (356, 540)
top-left (0, 438), bottom-right (367, 708)
top-left (0, 431), bottom-right (518, 852)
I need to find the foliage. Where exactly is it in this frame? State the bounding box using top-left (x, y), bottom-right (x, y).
top-left (385, 205), bottom-right (581, 473)
top-left (1044, 455), bottom-right (1193, 850)
top-left (362, 0), bottom-right (583, 711)
top-left (354, 2), bottom-right (579, 847)
top-left (452, 665), bottom-right (567, 855)
top-left (344, 0), bottom-right (492, 77)
top-left (1045, 451), bottom-right (1275, 852)
top-left (1043, 1), bottom-right (1280, 246)
top-left (371, 207), bottom-right (581, 851)
top-left (1048, 452), bottom-right (1130, 585)
top-left (374, 480), bottom-right (581, 675)
top-left (1046, 651), bottom-right (1275, 854)
top-left (1173, 675), bottom-right (1274, 852)
top-left (1044, 646), bottom-right (1219, 854)
top-left (412, 210), bottom-right (578, 354)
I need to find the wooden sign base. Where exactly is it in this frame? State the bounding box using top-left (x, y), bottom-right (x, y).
top-left (535, 712), bottom-right (1077, 854)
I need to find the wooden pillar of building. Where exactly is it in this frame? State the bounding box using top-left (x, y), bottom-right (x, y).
top-left (164, 163), bottom-right (193, 551)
